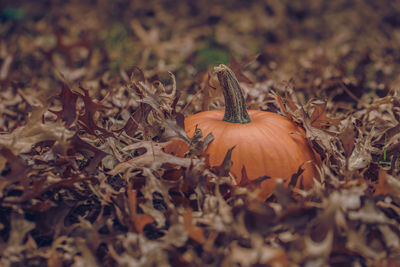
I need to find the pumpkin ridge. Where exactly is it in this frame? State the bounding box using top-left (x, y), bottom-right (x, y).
top-left (254, 120), bottom-right (310, 181)
top-left (283, 130), bottom-right (314, 179)
top-left (253, 127), bottom-right (269, 179)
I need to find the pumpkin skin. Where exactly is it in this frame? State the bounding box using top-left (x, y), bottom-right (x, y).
top-left (166, 64), bottom-right (320, 200)
top-left (185, 110), bottom-right (319, 199)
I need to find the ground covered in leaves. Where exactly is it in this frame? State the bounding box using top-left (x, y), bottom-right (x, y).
top-left (1, 0), bottom-right (400, 266)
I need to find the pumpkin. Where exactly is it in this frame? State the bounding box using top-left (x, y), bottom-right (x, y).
top-left (166, 64), bottom-right (320, 200)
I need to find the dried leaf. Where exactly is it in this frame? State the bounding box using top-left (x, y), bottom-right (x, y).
top-left (374, 169), bottom-right (400, 196)
top-left (77, 86), bottom-right (113, 138)
top-left (214, 145), bottom-right (235, 177)
top-left (128, 189), bottom-right (155, 233)
top-left (310, 103), bottom-right (340, 128)
top-left (237, 166), bottom-right (270, 189)
top-left (340, 118), bottom-right (356, 157)
top-left (0, 106), bottom-right (75, 155)
top-left (348, 136), bottom-right (372, 171)
top-left (183, 207), bottom-right (205, 243)
top-left (50, 82), bottom-right (79, 126)
top-left (67, 134), bottom-right (108, 173)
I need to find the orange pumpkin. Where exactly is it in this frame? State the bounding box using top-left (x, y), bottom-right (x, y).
top-left (167, 64), bottom-right (320, 200)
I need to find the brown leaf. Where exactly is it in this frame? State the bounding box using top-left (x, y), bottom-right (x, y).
top-left (284, 92), bottom-right (299, 111)
top-left (50, 83), bottom-right (79, 126)
top-left (67, 134), bottom-right (108, 173)
top-left (340, 120), bottom-right (356, 158)
top-left (374, 169), bottom-right (400, 196)
top-left (213, 145), bottom-right (235, 177)
top-left (385, 123), bottom-right (400, 140)
top-left (123, 116), bottom-right (139, 137)
top-left (77, 86), bottom-right (113, 138)
top-left (288, 163), bottom-right (305, 188)
top-left (127, 189), bottom-right (155, 233)
top-left (237, 166), bottom-right (270, 188)
top-left (121, 103), bottom-right (153, 137)
top-left (60, 83), bottom-right (79, 126)
top-left (163, 139), bottom-right (189, 158)
top-left (310, 103), bottom-right (340, 128)
top-left (274, 92), bottom-right (293, 120)
top-left (183, 207), bottom-right (205, 243)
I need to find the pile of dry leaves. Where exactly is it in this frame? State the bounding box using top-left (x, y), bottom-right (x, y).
top-left (1, 0), bottom-right (400, 266)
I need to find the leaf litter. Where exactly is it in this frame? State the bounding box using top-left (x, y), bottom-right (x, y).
top-left (1, 0), bottom-right (400, 266)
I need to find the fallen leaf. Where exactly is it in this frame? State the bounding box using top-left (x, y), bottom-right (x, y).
top-left (310, 103), bottom-right (340, 128)
top-left (374, 169), bottom-right (400, 196)
top-left (127, 189), bottom-right (155, 233)
top-left (183, 207), bottom-right (205, 243)
top-left (0, 106), bottom-right (75, 155)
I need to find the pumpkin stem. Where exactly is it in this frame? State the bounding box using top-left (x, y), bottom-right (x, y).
top-left (214, 64), bottom-right (251, 124)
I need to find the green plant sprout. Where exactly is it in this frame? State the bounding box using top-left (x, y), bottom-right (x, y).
top-left (379, 136), bottom-right (391, 165)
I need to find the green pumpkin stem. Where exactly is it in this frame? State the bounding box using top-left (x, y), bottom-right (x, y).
top-left (214, 64), bottom-right (251, 124)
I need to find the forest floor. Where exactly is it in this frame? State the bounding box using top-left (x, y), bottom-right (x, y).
top-left (1, 0), bottom-right (400, 266)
